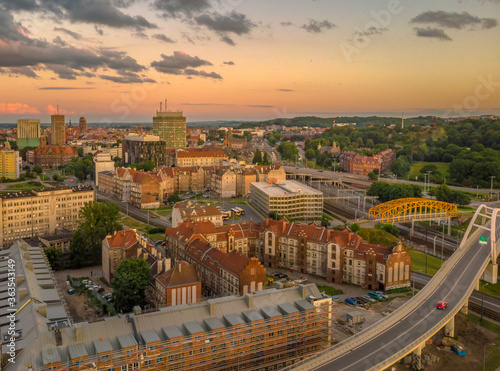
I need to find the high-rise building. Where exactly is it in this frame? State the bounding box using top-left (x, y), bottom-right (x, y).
top-left (51, 113), bottom-right (65, 145)
top-left (79, 116), bottom-right (87, 134)
top-left (16, 118), bottom-right (41, 148)
top-left (0, 148), bottom-right (20, 180)
top-left (153, 100), bottom-right (186, 149)
top-left (122, 134), bottom-right (166, 166)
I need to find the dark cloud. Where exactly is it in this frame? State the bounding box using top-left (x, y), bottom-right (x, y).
top-left (280, 21), bottom-right (293, 27)
top-left (355, 26), bottom-right (387, 38)
top-left (220, 35), bottom-right (235, 46)
top-left (195, 11), bottom-right (255, 35)
top-left (112, 0), bottom-right (140, 7)
top-left (54, 27), bottom-right (82, 40)
top-left (277, 89), bottom-right (295, 92)
top-left (302, 19), bottom-right (336, 33)
top-left (152, 33), bottom-right (175, 43)
top-left (151, 51), bottom-right (221, 79)
top-left (411, 11), bottom-right (497, 30)
top-left (94, 25), bottom-right (104, 35)
top-left (0, 0), bottom-right (38, 11)
top-left (223, 61), bottom-right (235, 65)
top-left (413, 27), bottom-right (452, 41)
top-left (46, 64), bottom-right (83, 80)
top-left (52, 36), bottom-right (67, 47)
top-left (0, 11), bottom-right (32, 43)
top-left (100, 71), bottom-right (155, 83)
top-left (134, 30), bottom-right (148, 38)
top-left (153, 0), bottom-right (211, 18)
top-left (0, 66), bottom-right (39, 78)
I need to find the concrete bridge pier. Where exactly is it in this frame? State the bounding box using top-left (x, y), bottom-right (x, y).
top-left (461, 299), bottom-right (469, 315)
top-left (445, 316), bottom-right (455, 337)
top-left (412, 343), bottom-right (424, 370)
top-left (483, 262), bottom-right (498, 284)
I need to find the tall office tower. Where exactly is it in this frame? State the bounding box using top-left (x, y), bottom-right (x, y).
top-left (16, 119), bottom-right (41, 148)
top-left (79, 116), bottom-right (87, 133)
top-left (51, 112), bottom-right (65, 146)
top-left (153, 100), bottom-right (186, 149)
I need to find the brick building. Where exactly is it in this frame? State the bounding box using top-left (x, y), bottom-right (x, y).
top-left (339, 149), bottom-right (396, 176)
top-left (33, 145), bottom-right (78, 169)
top-left (166, 147), bottom-right (228, 167)
top-left (154, 261), bottom-right (201, 307)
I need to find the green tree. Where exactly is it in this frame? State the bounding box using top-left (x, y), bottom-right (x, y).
top-left (113, 258), bottom-right (151, 313)
top-left (33, 164), bottom-right (43, 174)
top-left (263, 152), bottom-right (270, 165)
top-left (321, 218), bottom-right (329, 228)
top-left (350, 223), bottom-right (361, 233)
top-left (167, 194), bottom-right (183, 204)
top-left (382, 224), bottom-right (400, 238)
top-left (44, 248), bottom-right (63, 270)
top-left (252, 148), bottom-right (263, 164)
top-left (198, 139), bottom-right (205, 146)
top-left (305, 149), bottom-right (316, 161)
top-left (77, 147), bottom-right (84, 157)
top-left (268, 211), bottom-right (280, 220)
top-left (277, 142), bottom-right (299, 162)
top-left (391, 156), bottom-right (411, 178)
top-left (367, 171), bottom-right (378, 181)
top-left (69, 201), bottom-right (122, 267)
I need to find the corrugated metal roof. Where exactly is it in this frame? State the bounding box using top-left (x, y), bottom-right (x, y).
top-left (261, 306), bottom-right (281, 319)
top-left (40, 289), bottom-right (61, 303)
top-left (278, 303), bottom-right (299, 315)
top-left (184, 321), bottom-right (205, 335)
top-left (68, 343), bottom-right (88, 359)
top-left (204, 317), bottom-right (225, 332)
top-left (162, 326), bottom-right (184, 339)
top-left (223, 313), bottom-right (245, 327)
top-left (117, 333), bottom-right (138, 349)
top-left (295, 299), bottom-right (315, 311)
top-left (46, 305), bottom-right (68, 321)
top-left (93, 338), bottom-right (113, 353)
top-left (41, 348), bottom-right (61, 364)
top-left (140, 329), bottom-right (161, 344)
top-left (242, 310), bottom-right (264, 323)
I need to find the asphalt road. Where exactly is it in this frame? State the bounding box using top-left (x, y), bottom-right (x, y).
top-left (312, 231), bottom-right (492, 370)
top-left (284, 166), bottom-right (500, 196)
top-left (412, 271), bottom-right (500, 316)
top-left (220, 199), bottom-right (264, 224)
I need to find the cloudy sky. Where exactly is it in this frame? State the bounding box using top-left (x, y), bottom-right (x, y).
top-left (0, 0), bottom-right (499, 123)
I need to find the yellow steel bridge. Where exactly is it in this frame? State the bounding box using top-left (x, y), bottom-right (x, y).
top-left (368, 198), bottom-right (458, 224)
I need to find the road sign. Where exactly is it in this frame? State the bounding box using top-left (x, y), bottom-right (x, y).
top-left (479, 236), bottom-right (488, 245)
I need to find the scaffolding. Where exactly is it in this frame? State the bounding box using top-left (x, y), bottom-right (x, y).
top-left (37, 303), bottom-right (335, 371)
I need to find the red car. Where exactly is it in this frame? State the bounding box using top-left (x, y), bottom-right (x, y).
top-left (151, 215), bottom-right (157, 218)
top-left (436, 301), bottom-right (448, 310)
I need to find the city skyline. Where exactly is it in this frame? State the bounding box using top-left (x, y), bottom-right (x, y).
top-left (0, 0), bottom-right (499, 123)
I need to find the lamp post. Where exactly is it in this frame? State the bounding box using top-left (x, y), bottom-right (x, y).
top-left (483, 342), bottom-right (495, 371)
top-left (433, 235), bottom-right (438, 256)
top-left (491, 176), bottom-right (495, 200)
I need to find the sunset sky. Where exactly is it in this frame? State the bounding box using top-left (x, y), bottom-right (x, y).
top-left (0, 0), bottom-right (499, 123)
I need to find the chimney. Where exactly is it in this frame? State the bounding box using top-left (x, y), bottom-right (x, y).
top-left (178, 262), bottom-right (182, 273)
top-left (75, 327), bottom-right (83, 342)
top-left (281, 219), bottom-right (286, 231)
top-left (143, 252), bottom-right (148, 260)
top-left (209, 302), bottom-right (215, 316)
top-left (326, 229), bottom-right (331, 240)
top-left (157, 259), bottom-right (163, 273)
top-left (245, 294), bottom-right (253, 309)
top-left (299, 284), bottom-right (308, 299)
top-left (55, 329), bottom-right (63, 346)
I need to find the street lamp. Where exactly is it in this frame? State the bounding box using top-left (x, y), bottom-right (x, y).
top-left (483, 342), bottom-right (495, 371)
top-left (433, 235), bottom-right (438, 256)
top-left (490, 176), bottom-right (495, 200)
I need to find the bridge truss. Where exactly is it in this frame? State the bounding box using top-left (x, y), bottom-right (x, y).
top-left (368, 198), bottom-right (457, 224)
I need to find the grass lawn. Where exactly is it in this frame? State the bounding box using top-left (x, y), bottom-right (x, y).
top-left (121, 217), bottom-right (165, 242)
top-left (155, 207), bottom-right (172, 212)
top-left (6, 182), bottom-right (44, 191)
top-left (480, 280), bottom-right (500, 298)
top-left (357, 228), bottom-right (399, 247)
top-left (408, 162), bottom-right (450, 180)
top-left (322, 213), bottom-right (334, 221)
top-left (229, 198), bottom-right (248, 204)
top-left (317, 285), bottom-right (343, 296)
top-left (408, 249), bottom-right (442, 276)
top-left (227, 216), bottom-right (241, 221)
top-left (39, 175), bottom-right (50, 181)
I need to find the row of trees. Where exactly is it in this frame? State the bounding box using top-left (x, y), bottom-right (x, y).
top-left (252, 148), bottom-right (271, 165)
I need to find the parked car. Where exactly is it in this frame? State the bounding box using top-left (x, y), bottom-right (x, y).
top-left (436, 301), bottom-right (448, 310)
top-left (162, 241), bottom-right (166, 246)
top-left (155, 240), bottom-right (163, 245)
top-left (271, 272), bottom-right (282, 277)
top-left (67, 287), bottom-right (75, 295)
top-left (151, 215), bottom-right (157, 218)
top-left (362, 295), bottom-right (377, 302)
top-left (375, 291), bottom-right (388, 298)
top-left (299, 277), bottom-right (307, 282)
top-left (97, 288), bottom-right (105, 293)
top-left (451, 344), bottom-right (466, 356)
top-left (368, 291), bottom-right (384, 300)
top-left (344, 298), bottom-right (357, 305)
top-left (320, 293), bottom-right (330, 299)
top-left (354, 297), bottom-right (368, 304)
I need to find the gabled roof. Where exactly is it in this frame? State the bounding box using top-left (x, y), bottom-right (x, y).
top-left (106, 230), bottom-right (138, 250)
top-left (157, 263), bottom-right (201, 288)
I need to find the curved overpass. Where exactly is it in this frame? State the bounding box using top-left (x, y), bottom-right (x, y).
top-left (292, 205), bottom-right (500, 371)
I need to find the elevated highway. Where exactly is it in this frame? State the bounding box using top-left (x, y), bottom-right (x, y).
top-left (291, 205), bottom-right (500, 370)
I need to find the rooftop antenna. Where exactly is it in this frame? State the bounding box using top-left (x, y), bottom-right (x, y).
top-left (159, 101), bottom-right (162, 112)
top-left (165, 99), bottom-right (167, 111)
top-left (401, 113), bottom-right (404, 129)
